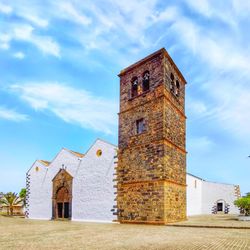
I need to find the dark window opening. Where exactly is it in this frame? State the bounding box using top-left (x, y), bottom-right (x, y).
top-left (131, 77), bottom-right (138, 98)
top-left (175, 80), bottom-right (180, 97)
top-left (136, 118), bottom-right (145, 134)
top-left (217, 202), bottom-right (223, 212)
top-left (142, 71), bottom-right (150, 92)
top-left (170, 73), bottom-right (175, 93)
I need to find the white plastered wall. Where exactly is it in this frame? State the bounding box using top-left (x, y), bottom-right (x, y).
top-left (27, 149), bottom-right (81, 220)
top-left (202, 181), bottom-right (240, 214)
top-left (27, 139), bottom-right (240, 220)
top-left (186, 174), bottom-right (202, 216)
top-left (27, 160), bottom-right (51, 219)
top-left (72, 139), bottom-right (117, 222)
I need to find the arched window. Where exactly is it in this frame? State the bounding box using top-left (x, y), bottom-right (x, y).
top-left (175, 80), bottom-right (180, 97)
top-left (142, 71), bottom-right (150, 92)
top-left (131, 77), bottom-right (138, 98)
top-left (170, 73), bottom-right (174, 93)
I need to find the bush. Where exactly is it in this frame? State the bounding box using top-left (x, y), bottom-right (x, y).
top-left (234, 193), bottom-right (250, 216)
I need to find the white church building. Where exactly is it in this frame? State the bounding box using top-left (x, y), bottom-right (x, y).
top-left (26, 139), bottom-right (240, 221)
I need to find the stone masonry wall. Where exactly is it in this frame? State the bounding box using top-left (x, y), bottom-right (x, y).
top-left (119, 53), bottom-right (164, 114)
top-left (117, 48), bottom-right (187, 224)
top-left (163, 96), bottom-right (186, 150)
top-left (164, 182), bottom-right (186, 222)
top-left (117, 181), bottom-right (165, 223)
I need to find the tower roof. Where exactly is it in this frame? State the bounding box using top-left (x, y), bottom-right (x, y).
top-left (118, 48), bottom-right (187, 84)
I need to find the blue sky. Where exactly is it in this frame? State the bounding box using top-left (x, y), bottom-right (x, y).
top-left (0, 0), bottom-right (249, 195)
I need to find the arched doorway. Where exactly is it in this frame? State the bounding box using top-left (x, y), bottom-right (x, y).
top-left (55, 186), bottom-right (70, 219)
top-left (52, 169), bottom-right (73, 220)
top-left (214, 199), bottom-right (229, 214)
top-left (217, 200), bottom-right (224, 212)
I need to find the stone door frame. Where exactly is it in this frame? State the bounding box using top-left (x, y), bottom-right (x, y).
top-left (52, 169), bottom-right (73, 220)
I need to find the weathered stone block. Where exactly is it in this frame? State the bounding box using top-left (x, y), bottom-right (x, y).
top-left (117, 48), bottom-right (187, 224)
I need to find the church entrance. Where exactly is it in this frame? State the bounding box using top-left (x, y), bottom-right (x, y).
top-left (55, 186), bottom-right (70, 219)
top-left (217, 202), bottom-right (223, 212)
top-left (52, 169), bottom-right (73, 220)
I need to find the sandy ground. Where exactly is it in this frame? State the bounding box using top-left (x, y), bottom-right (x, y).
top-left (0, 215), bottom-right (249, 250)
top-left (169, 214), bottom-right (250, 228)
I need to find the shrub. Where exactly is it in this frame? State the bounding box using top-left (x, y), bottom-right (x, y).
top-left (234, 194), bottom-right (250, 216)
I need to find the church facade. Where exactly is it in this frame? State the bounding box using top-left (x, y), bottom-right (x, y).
top-left (26, 139), bottom-right (240, 221)
top-left (26, 139), bottom-right (117, 222)
top-left (26, 48), bottom-right (240, 222)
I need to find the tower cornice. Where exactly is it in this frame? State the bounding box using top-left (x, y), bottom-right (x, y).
top-left (118, 48), bottom-right (187, 84)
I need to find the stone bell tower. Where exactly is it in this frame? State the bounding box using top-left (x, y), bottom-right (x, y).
top-left (116, 48), bottom-right (187, 224)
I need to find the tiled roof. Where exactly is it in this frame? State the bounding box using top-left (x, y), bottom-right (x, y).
top-left (38, 160), bottom-right (50, 166)
top-left (68, 150), bottom-right (85, 158)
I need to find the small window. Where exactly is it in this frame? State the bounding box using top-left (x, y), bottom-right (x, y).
top-left (194, 180), bottom-right (197, 188)
top-left (175, 80), bottom-right (180, 97)
top-left (142, 71), bottom-right (150, 92)
top-left (136, 118), bottom-right (145, 134)
top-left (131, 77), bottom-right (138, 98)
top-left (170, 73), bottom-right (174, 93)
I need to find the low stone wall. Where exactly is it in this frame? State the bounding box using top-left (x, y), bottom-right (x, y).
top-left (238, 216), bottom-right (250, 221)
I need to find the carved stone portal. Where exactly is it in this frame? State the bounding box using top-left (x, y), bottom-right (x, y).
top-left (52, 169), bottom-right (73, 220)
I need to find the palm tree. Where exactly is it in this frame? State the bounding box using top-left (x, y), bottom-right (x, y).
top-left (19, 188), bottom-right (26, 206)
top-left (0, 192), bottom-right (23, 216)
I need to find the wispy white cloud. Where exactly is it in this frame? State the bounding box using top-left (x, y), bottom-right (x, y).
top-left (0, 34), bottom-right (11, 50)
top-left (57, 2), bottom-right (91, 26)
top-left (60, 0), bottom-right (159, 53)
top-left (10, 82), bottom-right (118, 134)
top-left (13, 24), bottom-right (33, 39)
top-left (0, 2), bottom-right (12, 14)
top-left (232, 0), bottom-right (250, 17)
top-left (163, 13), bottom-right (250, 75)
top-left (198, 76), bottom-right (250, 139)
top-left (19, 12), bottom-right (49, 28)
top-left (185, 0), bottom-right (211, 16)
top-left (13, 25), bottom-right (60, 57)
top-left (1, 0), bottom-right (250, 141)
top-left (155, 6), bottom-right (179, 23)
top-left (187, 98), bottom-right (208, 116)
top-left (0, 1), bottom-right (48, 27)
top-left (2, 24), bottom-right (61, 57)
top-left (13, 51), bottom-right (25, 59)
top-left (30, 35), bottom-right (60, 58)
top-left (0, 43), bottom-right (9, 50)
top-left (182, 0), bottom-right (237, 28)
top-left (188, 136), bottom-right (215, 155)
top-left (153, 5), bottom-right (250, 141)
top-left (0, 106), bottom-right (29, 122)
